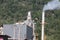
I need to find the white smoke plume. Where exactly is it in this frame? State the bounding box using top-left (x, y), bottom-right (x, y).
top-left (43, 0), bottom-right (60, 11)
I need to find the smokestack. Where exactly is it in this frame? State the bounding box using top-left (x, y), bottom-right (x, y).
top-left (41, 0), bottom-right (60, 40)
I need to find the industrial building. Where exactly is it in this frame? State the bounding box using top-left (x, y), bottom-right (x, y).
top-left (0, 11), bottom-right (36, 40)
top-left (3, 24), bottom-right (33, 40)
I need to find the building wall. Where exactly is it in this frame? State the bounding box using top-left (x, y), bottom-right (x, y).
top-left (3, 24), bottom-right (33, 40)
top-left (27, 26), bottom-right (33, 40)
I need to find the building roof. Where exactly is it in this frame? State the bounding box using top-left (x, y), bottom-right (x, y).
top-left (3, 24), bottom-right (27, 39)
top-left (3, 24), bottom-right (33, 40)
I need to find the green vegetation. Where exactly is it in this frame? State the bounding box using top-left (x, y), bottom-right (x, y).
top-left (0, 0), bottom-right (60, 40)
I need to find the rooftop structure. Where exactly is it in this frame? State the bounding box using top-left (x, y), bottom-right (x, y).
top-left (15, 11), bottom-right (33, 27)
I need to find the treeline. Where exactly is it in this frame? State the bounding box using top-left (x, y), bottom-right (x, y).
top-left (0, 0), bottom-right (60, 40)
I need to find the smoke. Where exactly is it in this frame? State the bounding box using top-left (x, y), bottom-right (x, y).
top-left (43, 0), bottom-right (60, 11)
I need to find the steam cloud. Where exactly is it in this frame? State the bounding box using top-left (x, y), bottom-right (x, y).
top-left (43, 0), bottom-right (60, 11)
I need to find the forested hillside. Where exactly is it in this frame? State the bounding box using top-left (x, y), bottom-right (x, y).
top-left (0, 0), bottom-right (60, 40)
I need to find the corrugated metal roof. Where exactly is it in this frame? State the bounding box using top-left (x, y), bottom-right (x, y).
top-left (3, 24), bottom-right (26, 38)
top-left (3, 24), bottom-right (33, 40)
